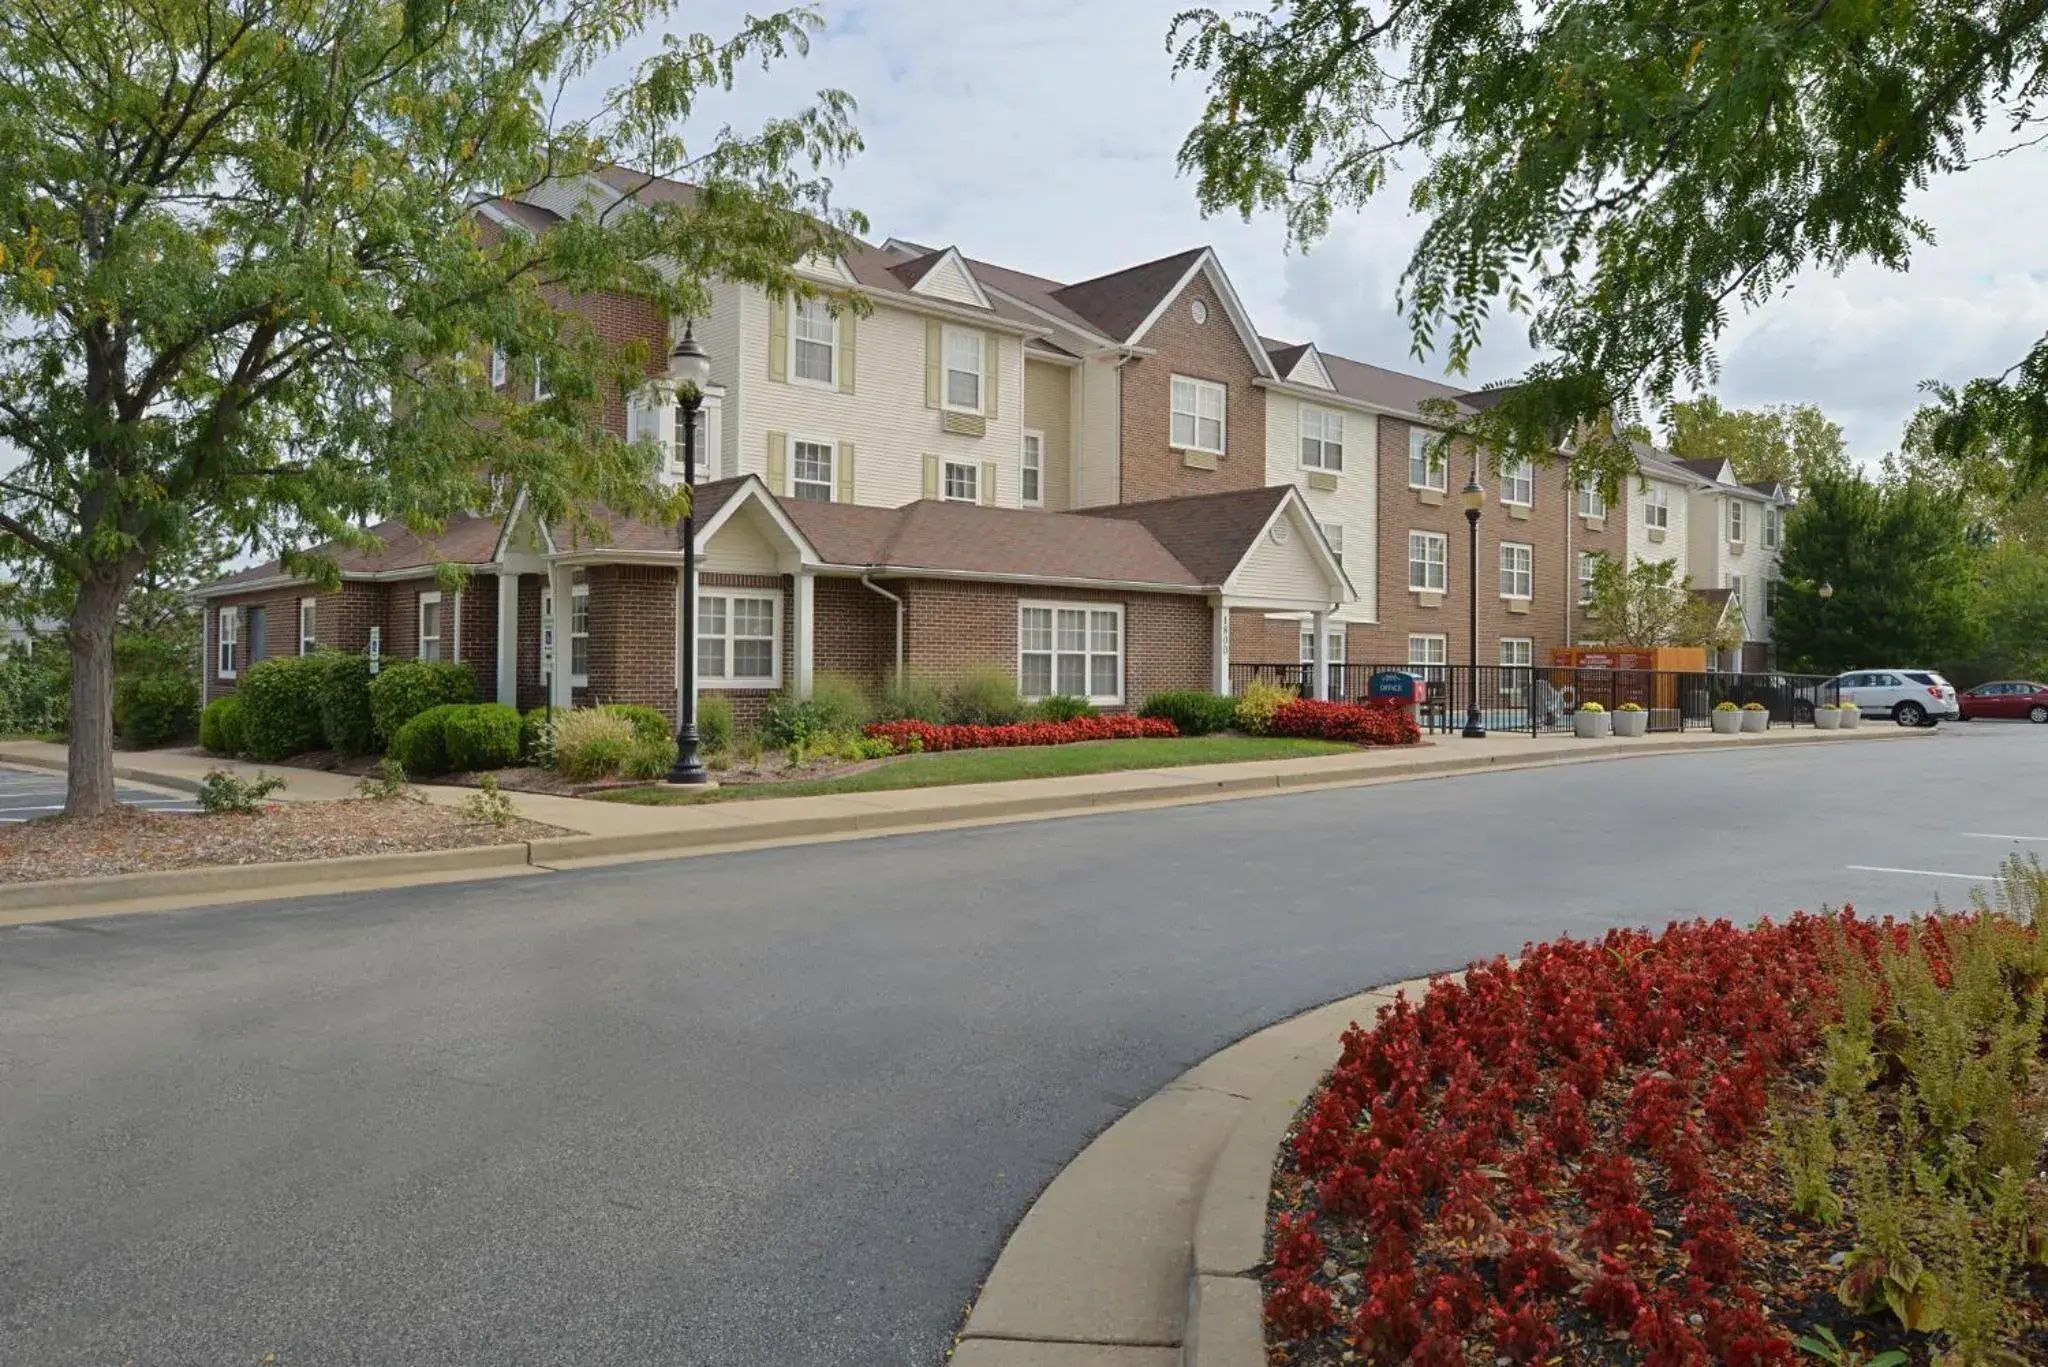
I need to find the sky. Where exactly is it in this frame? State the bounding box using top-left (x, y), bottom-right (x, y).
top-left (588, 0), bottom-right (2048, 464)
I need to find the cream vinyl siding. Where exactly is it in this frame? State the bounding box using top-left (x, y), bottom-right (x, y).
top-left (1265, 398), bottom-right (1377, 622)
top-left (701, 281), bottom-right (745, 478)
top-left (731, 285), bottom-right (1025, 507)
top-left (912, 254), bottom-right (986, 307)
top-left (1229, 517), bottom-right (1339, 601)
top-left (1023, 358), bottom-right (1074, 511)
top-left (1627, 475), bottom-right (1689, 572)
top-left (1685, 490), bottom-right (1725, 593)
top-left (700, 504), bottom-right (786, 575)
top-left (1071, 352), bottom-right (1122, 508)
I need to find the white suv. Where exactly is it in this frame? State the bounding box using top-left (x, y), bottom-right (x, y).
top-left (1827, 669), bottom-right (1960, 727)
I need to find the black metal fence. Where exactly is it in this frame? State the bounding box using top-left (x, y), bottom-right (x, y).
top-left (1226, 662), bottom-right (1841, 736)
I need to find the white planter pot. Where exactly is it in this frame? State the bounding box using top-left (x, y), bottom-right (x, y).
top-left (1574, 711), bottom-right (1612, 739)
top-left (1838, 708), bottom-right (1862, 729)
top-left (1814, 709), bottom-right (1843, 730)
top-left (1611, 710), bottom-right (1649, 738)
top-left (1710, 711), bottom-right (1743, 735)
top-left (1741, 709), bottom-right (1769, 733)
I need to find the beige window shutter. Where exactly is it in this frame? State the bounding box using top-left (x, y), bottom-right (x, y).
top-left (980, 460), bottom-right (997, 506)
top-left (984, 334), bottom-right (999, 418)
top-left (766, 430), bottom-right (787, 495)
top-left (767, 298), bottom-right (788, 383)
top-left (922, 453), bottom-right (939, 500)
top-left (924, 320), bottom-right (942, 409)
top-left (837, 313), bottom-right (855, 394)
top-left (837, 441), bottom-right (856, 503)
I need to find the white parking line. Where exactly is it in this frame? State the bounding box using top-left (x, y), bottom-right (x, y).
top-left (1847, 864), bottom-right (1993, 881)
top-left (1960, 832), bottom-right (2048, 843)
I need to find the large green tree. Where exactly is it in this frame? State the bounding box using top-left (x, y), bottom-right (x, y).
top-left (1582, 554), bottom-right (1737, 650)
top-left (0, 0), bottom-right (862, 813)
top-left (1172, 1), bottom-right (2048, 491)
top-left (1665, 397), bottom-right (1851, 494)
top-left (1773, 474), bottom-right (1984, 673)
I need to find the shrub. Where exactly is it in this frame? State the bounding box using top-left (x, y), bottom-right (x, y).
top-left (312, 653), bottom-right (376, 757)
top-left (520, 706), bottom-right (555, 763)
top-left (1234, 679), bottom-right (1296, 736)
top-left (874, 675), bottom-right (946, 723)
top-left (1578, 700), bottom-right (1606, 713)
top-left (443, 703), bottom-right (523, 772)
top-left (600, 702), bottom-right (672, 748)
top-left (1270, 699), bottom-right (1420, 746)
top-left (113, 671), bottom-right (198, 748)
top-left (389, 702), bottom-right (466, 777)
top-left (196, 768), bottom-right (287, 814)
top-left (1616, 701), bottom-right (1644, 712)
top-left (199, 696), bottom-right (246, 755)
top-left (549, 709), bottom-right (635, 781)
top-left (236, 655), bottom-right (328, 760)
top-left (865, 714), bottom-right (1177, 753)
top-left (0, 646), bottom-right (70, 736)
top-left (1742, 700), bottom-right (1768, 711)
top-left (1714, 700), bottom-right (1740, 712)
top-left (624, 734), bottom-right (680, 780)
top-left (353, 755), bottom-right (416, 800)
top-left (1029, 694), bottom-right (1097, 722)
top-left (1139, 689), bottom-right (1238, 736)
top-left (696, 694), bottom-right (733, 752)
top-left (810, 673), bottom-right (871, 731)
top-left (944, 667), bottom-right (1025, 725)
top-left (368, 660), bottom-right (477, 746)
top-left (462, 774), bottom-right (516, 828)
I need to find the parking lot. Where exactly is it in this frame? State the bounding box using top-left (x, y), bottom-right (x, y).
top-left (0, 767), bottom-right (199, 823)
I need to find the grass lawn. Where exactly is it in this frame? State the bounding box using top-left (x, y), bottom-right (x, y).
top-left (595, 734), bottom-right (1355, 805)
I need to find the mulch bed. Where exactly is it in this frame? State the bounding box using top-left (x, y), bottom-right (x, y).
top-left (250, 746), bottom-right (888, 793)
top-left (0, 798), bottom-right (561, 884)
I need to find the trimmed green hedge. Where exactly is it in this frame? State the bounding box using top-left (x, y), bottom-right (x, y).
top-left (199, 695), bottom-right (245, 755)
top-left (369, 660), bottom-right (476, 746)
top-left (114, 672), bottom-right (198, 748)
top-left (444, 703), bottom-right (522, 772)
top-left (1138, 689), bottom-right (1238, 736)
top-left (390, 702), bottom-right (465, 777)
top-left (238, 656), bottom-right (328, 760)
top-left (313, 653), bottom-right (376, 758)
top-left (600, 702), bottom-right (671, 748)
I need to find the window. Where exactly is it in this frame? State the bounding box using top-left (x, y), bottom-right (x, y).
top-left (1301, 627), bottom-right (1346, 666)
top-left (1502, 459), bottom-right (1534, 507)
top-left (1726, 574), bottom-right (1743, 611)
top-left (532, 360), bottom-right (550, 401)
top-left (1643, 484), bottom-right (1669, 530)
top-left (1407, 634), bottom-right (1448, 667)
top-left (1170, 375), bottom-right (1226, 453)
top-left (628, 392), bottom-right (671, 469)
top-left (792, 438), bottom-right (835, 502)
top-left (1022, 430), bottom-right (1045, 507)
top-left (792, 296), bottom-right (837, 385)
top-left (1577, 479), bottom-right (1605, 519)
top-left (1408, 530), bottom-right (1448, 592)
top-left (1500, 637), bottom-right (1533, 703)
top-left (1727, 500), bottom-right (1746, 544)
top-left (1019, 603), bottom-right (1123, 704)
top-left (216, 607), bottom-right (237, 678)
top-left (698, 592), bottom-right (779, 687)
top-left (569, 577), bottom-right (590, 685)
top-left (1320, 521), bottom-right (1344, 567)
top-left (1299, 406), bottom-right (1344, 471)
top-left (1499, 542), bottom-right (1533, 599)
top-left (1408, 428), bottom-right (1447, 491)
top-left (298, 597), bottom-right (317, 655)
top-left (418, 592), bottom-right (443, 661)
top-left (1764, 504), bottom-right (1780, 549)
top-left (1765, 579), bottom-right (1780, 620)
top-left (942, 460), bottom-right (978, 503)
top-left (943, 326), bottom-right (983, 412)
top-left (246, 605), bottom-right (267, 663)
top-left (1579, 551), bottom-right (1600, 606)
top-left (490, 349), bottom-right (507, 388)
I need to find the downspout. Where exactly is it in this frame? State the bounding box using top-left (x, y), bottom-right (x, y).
top-left (860, 573), bottom-right (904, 688)
top-left (1564, 472), bottom-right (1575, 648)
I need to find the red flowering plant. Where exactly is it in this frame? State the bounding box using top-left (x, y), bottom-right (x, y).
top-left (1270, 698), bottom-right (1421, 746)
top-left (1261, 902), bottom-right (2048, 1365)
top-left (863, 713), bottom-right (1176, 753)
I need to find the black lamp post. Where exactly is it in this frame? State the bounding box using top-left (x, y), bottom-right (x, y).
top-left (668, 323), bottom-right (711, 785)
top-left (1818, 580), bottom-right (1835, 674)
top-left (1461, 464), bottom-right (1486, 739)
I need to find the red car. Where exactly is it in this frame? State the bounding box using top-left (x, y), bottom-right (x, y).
top-left (1958, 680), bottom-right (2048, 722)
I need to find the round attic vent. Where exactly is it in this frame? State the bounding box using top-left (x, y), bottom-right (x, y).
top-left (1270, 519), bottom-right (1291, 545)
top-left (1191, 298), bottom-right (1209, 325)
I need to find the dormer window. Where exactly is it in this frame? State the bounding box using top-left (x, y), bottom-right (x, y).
top-left (792, 296), bottom-right (837, 386)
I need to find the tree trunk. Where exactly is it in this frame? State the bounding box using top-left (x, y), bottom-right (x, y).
top-left (65, 572), bottom-right (126, 817)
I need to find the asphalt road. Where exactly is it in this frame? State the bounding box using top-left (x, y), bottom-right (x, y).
top-left (2, 724), bottom-right (2041, 1365)
top-left (0, 767), bottom-right (199, 822)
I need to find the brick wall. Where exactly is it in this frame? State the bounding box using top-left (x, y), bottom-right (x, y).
top-left (1118, 272), bottom-right (1269, 503)
top-left (1229, 610), bottom-right (1305, 668)
top-left (814, 575), bottom-right (897, 691)
top-left (515, 574), bottom-right (546, 711)
top-left (586, 565), bottom-right (678, 718)
top-left (454, 577), bottom-right (499, 701)
top-left (698, 571), bottom-right (790, 730)
top-left (537, 284), bottom-right (670, 441)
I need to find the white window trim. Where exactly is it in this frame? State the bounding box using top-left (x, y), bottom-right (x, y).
top-left (1501, 459), bottom-right (1534, 507)
top-left (697, 588), bottom-right (783, 690)
top-left (1021, 429), bottom-right (1045, 508)
top-left (941, 459), bottom-right (979, 504)
top-left (1017, 600), bottom-right (1125, 706)
top-left (1408, 530), bottom-right (1448, 592)
top-left (490, 349), bottom-right (507, 388)
top-left (298, 597), bottom-right (318, 656)
top-left (1643, 486), bottom-right (1670, 529)
top-left (790, 296), bottom-right (839, 390)
top-left (1320, 521), bottom-right (1344, 567)
top-left (217, 606), bottom-right (238, 679)
top-left (941, 324), bottom-right (985, 415)
top-left (1301, 627), bottom-right (1346, 666)
top-left (1499, 541), bottom-right (1534, 600)
top-left (1408, 428), bottom-right (1448, 492)
top-left (1407, 633), bottom-right (1449, 668)
top-left (628, 388), bottom-right (676, 472)
top-left (569, 579), bottom-right (590, 688)
top-left (533, 360), bottom-right (550, 402)
top-left (418, 591), bottom-right (444, 662)
top-left (1500, 637), bottom-right (1533, 702)
top-left (1169, 374), bottom-right (1227, 455)
top-left (789, 433), bottom-right (837, 503)
top-left (1577, 479), bottom-right (1605, 519)
top-left (1764, 505), bottom-right (1781, 549)
top-left (1727, 500), bottom-right (1746, 544)
top-left (1299, 404), bottom-right (1345, 473)
top-left (1578, 551), bottom-right (1600, 606)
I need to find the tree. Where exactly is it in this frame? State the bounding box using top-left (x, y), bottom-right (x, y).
top-left (1582, 555), bottom-right (1736, 650)
top-left (0, 0), bottom-right (863, 813)
top-left (1171, 3), bottom-right (2048, 488)
top-left (1773, 474), bottom-right (1984, 673)
top-left (1665, 397), bottom-right (1852, 495)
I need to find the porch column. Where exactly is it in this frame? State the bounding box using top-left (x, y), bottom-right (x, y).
top-left (547, 562), bottom-right (574, 711)
top-left (1212, 603), bottom-right (1231, 694)
top-left (793, 571), bottom-right (815, 700)
top-left (495, 573), bottom-right (519, 704)
top-left (1311, 608), bottom-right (1331, 701)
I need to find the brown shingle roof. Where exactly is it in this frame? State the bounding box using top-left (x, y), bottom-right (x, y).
top-left (1051, 248), bottom-right (1207, 342)
top-left (1076, 485), bottom-right (1293, 585)
top-left (786, 498), bottom-right (1202, 588)
top-left (1318, 351), bottom-right (1472, 415)
top-left (209, 515), bottom-right (507, 589)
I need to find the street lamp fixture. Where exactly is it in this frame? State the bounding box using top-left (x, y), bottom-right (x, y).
top-left (1818, 581), bottom-right (1834, 601)
top-left (668, 322), bottom-right (712, 785)
top-left (1461, 464), bottom-right (1486, 740)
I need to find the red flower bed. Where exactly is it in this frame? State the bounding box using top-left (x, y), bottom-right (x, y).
top-left (863, 714), bottom-right (1178, 754)
top-left (1271, 698), bottom-right (1421, 747)
top-left (1265, 912), bottom-right (1950, 1366)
